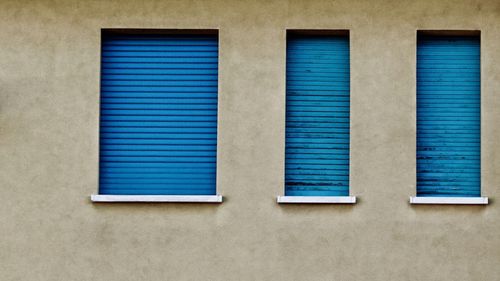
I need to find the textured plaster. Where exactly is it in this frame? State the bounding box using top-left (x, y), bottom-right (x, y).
top-left (1, 0), bottom-right (500, 280)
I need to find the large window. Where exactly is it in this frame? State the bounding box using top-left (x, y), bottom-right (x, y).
top-left (98, 30), bottom-right (218, 197)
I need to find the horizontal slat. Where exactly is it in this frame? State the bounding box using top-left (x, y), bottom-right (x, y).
top-left (285, 187), bottom-right (349, 194)
top-left (287, 90), bottom-right (349, 95)
top-left (287, 85), bottom-right (349, 90)
top-left (287, 69), bottom-right (349, 75)
top-left (287, 96), bottom-right (350, 102)
top-left (416, 60), bottom-right (479, 65)
top-left (100, 184), bottom-right (216, 189)
top-left (101, 121), bottom-right (216, 127)
top-left (286, 153), bottom-right (349, 160)
top-left (101, 98), bottom-right (217, 104)
top-left (285, 175), bottom-right (349, 181)
top-left (101, 168), bottom-right (215, 174)
top-left (100, 155), bottom-right (216, 161)
top-left (417, 96), bottom-right (479, 101)
top-left (285, 137), bottom-right (349, 144)
top-left (416, 112), bottom-right (479, 117)
top-left (101, 178), bottom-right (215, 184)
top-left (417, 53), bottom-right (479, 57)
top-left (284, 191), bottom-right (350, 197)
top-left (417, 118), bottom-right (479, 123)
top-left (417, 171), bottom-right (480, 178)
top-left (99, 184), bottom-right (215, 189)
top-left (287, 112), bottom-right (349, 118)
top-left (286, 148), bottom-right (350, 154)
top-left (286, 164), bottom-right (349, 170)
top-left (102, 74), bottom-right (217, 81)
top-left (417, 78), bottom-right (480, 82)
top-left (101, 150), bottom-right (216, 157)
top-left (285, 128), bottom-right (350, 133)
top-left (100, 133), bottom-right (217, 139)
top-left (417, 66), bottom-right (479, 70)
top-left (101, 162), bottom-right (216, 168)
top-left (417, 133), bottom-right (480, 138)
top-left (417, 126), bottom-right (480, 131)
top-left (102, 62), bottom-right (218, 69)
top-left (417, 86), bottom-right (479, 90)
top-left (102, 57), bottom-right (218, 64)
top-left (102, 68), bottom-right (218, 75)
top-left (286, 183), bottom-right (348, 189)
top-left (285, 159), bottom-right (349, 165)
top-left (418, 146), bottom-right (479, 152)
top-left (287, 122), bottom-right (349, 129)
top-left (102, 45), bottom-right (218, 51)
top-left (101, 109), bottom-right (217, 116)
top-left (286, 100), bottom-right (350, 107)
top-left (288, 73), bottom-right (349, 78)
top-left (101, 115), bottom-right (217, 122)
top-left (286, 143), bottom-right (349, 149)
top-left (103, 38), bottom-right (217, 44)
top-left (102, 51), bottom-right (217, 57)
top-left (101, 85), bottom-right (217, 91)
top-left (101, 103), bottom-right (217, 110)
top-left (101, 139), bottom-right (217, 145)
top-left (286, 169), bottom-right (349, 176)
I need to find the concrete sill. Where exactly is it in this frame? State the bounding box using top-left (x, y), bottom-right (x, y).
top-left (277, 196), bottom-right (356, 204)
top-left (409, 196), bottom-right (488, 205)
top-left (91, 195), bottom-right (223, 203)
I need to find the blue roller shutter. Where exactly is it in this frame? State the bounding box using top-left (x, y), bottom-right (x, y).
top-left (417, 35), bottom-right (480, 197)
top-left (99, 33), bottom-right (218, 195)
top-left (285, 34), bottom-right (350, 196)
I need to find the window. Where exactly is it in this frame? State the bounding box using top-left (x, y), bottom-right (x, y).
top-left (413, 31), bottom-right (487, 204)
top-left (92, 30), bottom-right (221, 202)
top-left (278, 31), bottom-right (355, 204)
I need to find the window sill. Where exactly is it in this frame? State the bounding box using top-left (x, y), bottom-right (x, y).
top-left (409, 196), bottom-right (488, 205)
top-left (90, 194), bottom-right (223, 203)
top-left (277, 196), bottom-right (356, 204)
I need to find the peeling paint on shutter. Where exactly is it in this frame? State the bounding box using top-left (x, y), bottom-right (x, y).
top-left (285, 34), bottom-right (350, 196)
top-left (417, 35), bottom-right (480, 197)
top-left (99, 33), bottom-right (218, 195)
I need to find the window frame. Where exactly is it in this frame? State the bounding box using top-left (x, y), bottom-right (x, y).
top-left (91, 29), bottom-right (223, 203)
top-left (277, 29), bottom-right (356, 204)
top-left (410, 30), bottom-right (488, 205)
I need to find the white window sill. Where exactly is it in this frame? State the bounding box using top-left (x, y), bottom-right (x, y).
top-left (409, 196), bottom-right (488, 205)
top-left (277, 196), bottom-right (356, 204)
top-left (90, 194), bottom-right (223, 203)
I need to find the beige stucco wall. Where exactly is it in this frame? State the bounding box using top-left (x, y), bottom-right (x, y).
top-left (1, 0), bottom-right (500, 280)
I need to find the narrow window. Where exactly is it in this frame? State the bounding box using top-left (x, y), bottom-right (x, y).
top-left (416, 32), bottom-right (480, 197)
top-left (99, 30), bottom-right (218, 196)
top-left (285, 31), bottom-right (350, 197)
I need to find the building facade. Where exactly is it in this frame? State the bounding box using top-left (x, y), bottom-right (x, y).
top-left (1, 0), bottom-right (500, 280)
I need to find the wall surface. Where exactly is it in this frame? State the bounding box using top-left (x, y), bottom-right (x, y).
top-left (1, 0), bottom-right (500, 280)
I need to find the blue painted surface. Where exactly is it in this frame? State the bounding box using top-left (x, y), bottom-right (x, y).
top-left (285, 35), bottom-right (350, 196)
top-left (99, 33), bottom-right (218, 195)
top-left (417, 35), bottom-right (480, 197)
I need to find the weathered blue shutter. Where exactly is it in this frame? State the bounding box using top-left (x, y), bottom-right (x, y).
top-left (417, 35), bottom-right (480, 197)
top-left (99, 33), bottom-right (218, 195)
top-left (285, 34), bottom-right (350, 196)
